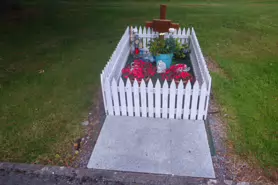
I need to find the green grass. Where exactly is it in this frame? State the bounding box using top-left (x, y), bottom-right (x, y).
top-left (1, 0), bottom-right (278, 171)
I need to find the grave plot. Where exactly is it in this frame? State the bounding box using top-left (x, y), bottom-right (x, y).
top-left (100, 26), bottom-right (211, 120)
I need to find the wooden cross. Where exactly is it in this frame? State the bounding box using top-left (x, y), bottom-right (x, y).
top-left (146, 4), bottom-right (180, 37)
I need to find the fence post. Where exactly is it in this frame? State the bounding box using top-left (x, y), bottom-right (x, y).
top-left (105, 79), bottom-right (114, 115)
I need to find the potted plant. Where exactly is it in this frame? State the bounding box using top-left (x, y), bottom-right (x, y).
top-left (148, 34), bottom-right (177, 69)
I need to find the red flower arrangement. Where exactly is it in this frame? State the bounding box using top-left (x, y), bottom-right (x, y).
top-left (162, 64), bottom-right (193, 84)
top-left (122, 59), bottom-right (156, 82)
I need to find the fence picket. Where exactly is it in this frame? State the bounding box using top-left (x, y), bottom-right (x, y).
top-left (147, 80), bottom-right (154, 117)
top-left (187, 28), bottom-right (191, 37)
top-left (105, 79), bottom-right (114, 115)
top-left (140, 80), bottom-right (147, 117)
top-left (126, 79), bottom-right (133, 116)
top-left (147, 27), bottom-right (151, 35)
top-left (100, 73), bottom-right (107, 114)
top-left (155, 80), bottom-right (161, 118)
top-left (139, 26), bottom-right (142, 35)
top-left (197, 82), bottom-right (207, 120)
top-left (186, 28), bottom-right (190, 43)
top-left (182, 28), bottom-right (186, 35)
top-left (176, 80), bottom-right (184, 119)
top-left (177, 28), bottom-right (181, 43)
top-left (119, 78), bottom-right (127, 116)
top-left (181, 28), bottom-right (186, 44)
top-left (143, 27), bottom-right (147, 48)
top-left (190, 81), bottom-right (199, 120)
top-left (162, 80), bottom-right (169, 119)
top-left (147, 27), bottom-right (151, 46)
top-left (111, 79), bottom-right (120, 115)
top-left (178, 28), bottom-right (182, 35)
top-left (133, 80), bottom-right (140, 117)
top-left (169, 80), bottom-right (176, 119)
top-left (183, 81), bottom-right (191, 119)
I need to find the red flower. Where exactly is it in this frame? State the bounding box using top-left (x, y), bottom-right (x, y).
top-left (135, 48), bottom-right (140, 55)
top-left (162, 64), bottom-right (192, 83)
top-left (180, 71), bottom-right (190, 79)
top-left (122, 60), bottom-right (156, 82)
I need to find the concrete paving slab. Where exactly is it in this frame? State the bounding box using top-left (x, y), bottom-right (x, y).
top-left (87, 116), bottom-right (215, 178)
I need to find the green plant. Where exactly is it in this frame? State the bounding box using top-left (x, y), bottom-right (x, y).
top-left (148, 36), bottom-right (178, 56)
top-left (174, 41), bottom-right (190, 59)
top-left (148, 36), bottom-right (190, 59)
top-left (165, 36), bottom-right (177, 53)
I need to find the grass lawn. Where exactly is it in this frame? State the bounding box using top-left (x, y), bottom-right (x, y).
top-left (1, 0), bottom-right (277, 172)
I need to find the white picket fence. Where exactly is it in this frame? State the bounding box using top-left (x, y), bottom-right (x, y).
top-left (100, 26), bottom-right (211, 120)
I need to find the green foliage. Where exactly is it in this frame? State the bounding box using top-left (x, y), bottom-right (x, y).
top-left (148, 36), bottom-right (178, 56)
top-left (174, 40), bottom-right (190, 59)
top-left (165, 36), bottom-right (177, 53)
top-left (148, 36), bottom-right (190, 59)
top-left (148, 38), bottom-right (166, 55)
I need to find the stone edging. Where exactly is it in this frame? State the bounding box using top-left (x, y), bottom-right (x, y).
top-left (0, 162), bottom-right (210, 185)
top-left (0, 162), bottom-right (254, 185)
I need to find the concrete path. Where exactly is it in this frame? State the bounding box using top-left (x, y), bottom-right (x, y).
top-left (87, 116), bottom-right (215, 178)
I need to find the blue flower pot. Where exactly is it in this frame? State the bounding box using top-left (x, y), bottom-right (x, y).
top-left (155, 53), bottom-right (173, 69)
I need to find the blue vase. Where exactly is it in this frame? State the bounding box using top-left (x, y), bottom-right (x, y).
top-left (155, 53), bottom-right (173, 69)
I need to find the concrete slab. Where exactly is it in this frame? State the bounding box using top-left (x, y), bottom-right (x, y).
top-left (87, 116), bottom-right (215, 178)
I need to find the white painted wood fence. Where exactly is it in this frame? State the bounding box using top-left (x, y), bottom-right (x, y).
top-left (100, 26), bottom-right (211, 120)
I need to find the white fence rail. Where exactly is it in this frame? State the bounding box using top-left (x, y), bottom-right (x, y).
top-left (136, 26), bottom-right (190, 45)
top-left (100, 26), bottom-right (211, 120)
